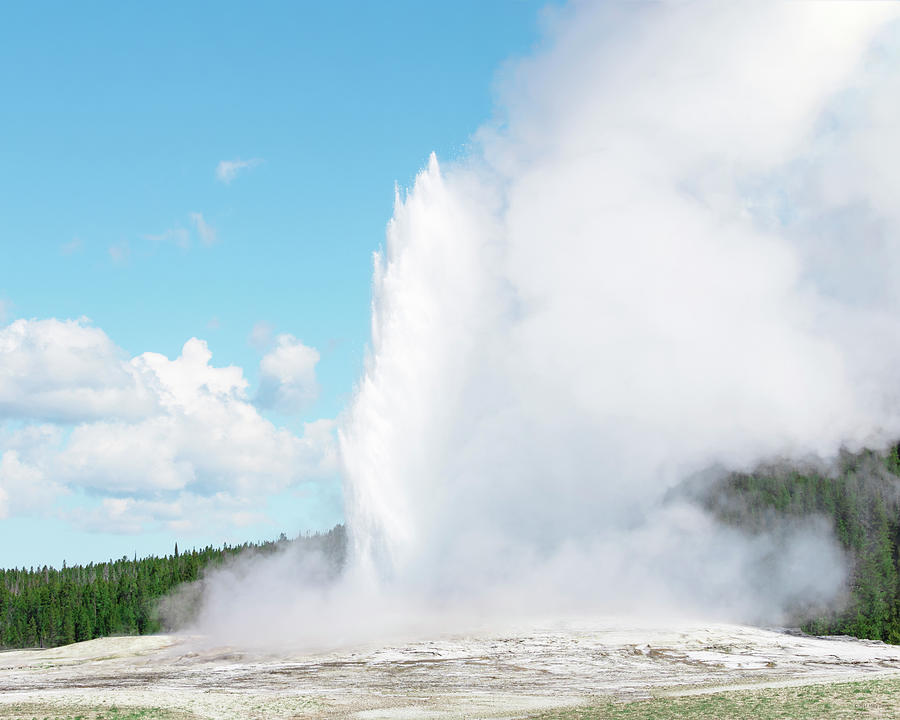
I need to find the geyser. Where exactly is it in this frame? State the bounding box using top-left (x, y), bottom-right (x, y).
top-left (340, 1), bottom-right (900, 614)
top-left (197, 1), bottom-right (900, 647)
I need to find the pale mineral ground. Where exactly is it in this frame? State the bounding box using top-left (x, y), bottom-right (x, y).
top-left (2, 618), bottom-right (900, 719)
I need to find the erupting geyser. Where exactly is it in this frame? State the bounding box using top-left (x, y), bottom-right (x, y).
top-left (340, 1), bottom-right (900, 615)
top-left (200, 1), bottom-right (900, 647)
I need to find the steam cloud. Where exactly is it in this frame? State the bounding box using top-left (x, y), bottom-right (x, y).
top-left (194, 2), bottom-right (900, 647)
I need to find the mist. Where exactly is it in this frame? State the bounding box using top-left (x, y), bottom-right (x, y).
top-left (190, 1), bottom-right (900, 648)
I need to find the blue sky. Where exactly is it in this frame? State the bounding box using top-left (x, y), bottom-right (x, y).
top-left (0, 1), bottom-right (551, 568)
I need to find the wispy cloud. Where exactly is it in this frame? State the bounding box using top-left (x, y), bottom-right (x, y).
top-left (60, 238), bottom-right (83, 255)
top-left (108, 241), bottom-right (130, 265)
top-left (249, 321), bottom-right (274, 350)
top-left (216, 158), bottom-right (262, 184)
top-left (144, 227), bottom-right (190, 249)
top-left (143, 214), bottom-right (215, 250)
top-left (190, 212), bottom-right (217, 246)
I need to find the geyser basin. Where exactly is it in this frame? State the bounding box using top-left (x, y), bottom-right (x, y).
top-left (2, 619), bottom-right (900, 719)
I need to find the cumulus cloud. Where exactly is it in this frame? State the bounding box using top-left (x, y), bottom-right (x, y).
top-left (68, 492), bottom-right (270, 536)
top-left (0, 318), bottom-right (336, 533)
top-left (0, 450), bottom-right (65, 520)
top-left (55, 339), bottom-right (332, 497)
top-left (256, 334), bottom-right (320, 414)
top-left (0, 318), bottom-right (155, 423)
top-left (216, 158), bottom-right (262, 184)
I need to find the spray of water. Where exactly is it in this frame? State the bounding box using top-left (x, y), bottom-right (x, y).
top-left (193, 1), bottom-right (900, 648)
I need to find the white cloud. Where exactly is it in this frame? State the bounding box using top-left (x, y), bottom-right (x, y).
top-left (0, 450), bottom-right (65, 520)
top-left (256, 334), bottom-right (320, 414)
top-left (54, 339), bottom-right (332, 495)
top-left (0, 318), bottom-right (155, 422)
top-left (69, 492), bottom-right (269, 535)
top-left (216, 158), bottom-right (262, 184)
top-left (0, 320), bottom-right (336, 530)
top-left (189, 212), bottom-right (217, 246)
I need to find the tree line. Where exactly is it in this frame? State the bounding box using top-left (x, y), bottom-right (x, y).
top-left (702, 447), bottom-right (900, 643)
top-left (5, 448), bottom-right (900, 650)
top-left (0, 525), bottom-right (346, 649)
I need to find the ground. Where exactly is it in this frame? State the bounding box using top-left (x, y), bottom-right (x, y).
top-left (2, 618), bottom-right (900, 719)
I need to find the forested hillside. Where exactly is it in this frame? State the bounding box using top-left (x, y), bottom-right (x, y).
top-left (0, 525), bottom-right (346, 649)
top-left (702, 447), bottom-right (900, 643)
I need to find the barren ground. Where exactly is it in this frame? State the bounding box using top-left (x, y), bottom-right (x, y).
top-left (2, 618), bottom-right (900, 719)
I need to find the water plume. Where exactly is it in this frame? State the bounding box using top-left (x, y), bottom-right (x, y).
top-left (195, 1), bottom-right (900, 647)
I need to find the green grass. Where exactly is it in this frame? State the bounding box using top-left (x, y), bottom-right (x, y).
top-left (530, 677), bottom-right (900, 719)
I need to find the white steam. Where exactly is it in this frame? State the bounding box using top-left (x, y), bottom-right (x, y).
top-left (194, 1), bottom-right (900, 647)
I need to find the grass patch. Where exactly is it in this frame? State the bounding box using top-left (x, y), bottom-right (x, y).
top-left (530, 677), bottom-right (900, 719)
